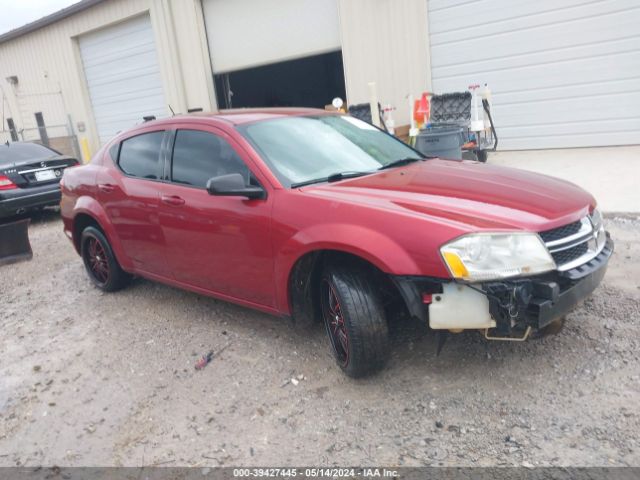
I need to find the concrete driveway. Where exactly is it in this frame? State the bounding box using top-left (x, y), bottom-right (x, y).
top-left (491, 145), bottom-right (640, 214)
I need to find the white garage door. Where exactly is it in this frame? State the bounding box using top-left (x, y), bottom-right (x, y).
top-left (79, 15), bottom-right (166, 144)
top-left (428, 0), bottom-right (640, 150)
top-left (202, 0), bottom-right (341, 73)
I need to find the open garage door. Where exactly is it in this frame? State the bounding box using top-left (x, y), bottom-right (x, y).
top-left (428, 0), bottom-right (640, 149)
top-left (202, 0), bottom-right (345, 109)
top-left (79, 14), bottom-right (166, 144)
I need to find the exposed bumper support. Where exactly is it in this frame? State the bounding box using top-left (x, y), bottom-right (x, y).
top-left (391, 234), bottom-right (613, 334)
top-left (526, 235), bottom-right (613, 329)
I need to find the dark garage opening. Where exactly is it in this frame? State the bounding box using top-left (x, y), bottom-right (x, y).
top-left (214, 51), bottom-right (346, 110)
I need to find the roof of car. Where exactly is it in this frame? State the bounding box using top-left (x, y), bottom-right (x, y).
top-left (145, 107), bottom-right (335, 127)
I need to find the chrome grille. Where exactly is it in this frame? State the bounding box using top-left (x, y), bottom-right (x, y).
top-left (539, 220), bottom-right (582, 243)
top-left (540, 212), bottom-right (606, 271)
top-left (550, 242), bottom-right (588, 266)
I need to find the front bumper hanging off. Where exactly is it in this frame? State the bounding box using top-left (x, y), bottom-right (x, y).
top-left (392, 235), bottom-right (614, 335)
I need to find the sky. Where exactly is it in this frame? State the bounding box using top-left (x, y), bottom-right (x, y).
top-left (0, 0), bottom-right (78, 35)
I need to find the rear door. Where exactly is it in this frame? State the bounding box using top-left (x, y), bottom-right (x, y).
top-left (98, 129), bottom-right (171, 277)
top-left (157, 126), bottom-right (275, 306)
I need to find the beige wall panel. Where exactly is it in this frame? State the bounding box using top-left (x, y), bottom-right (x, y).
top-left (0, 0), bottom-right (214, 153)
top-left (338, 0), bottom-right (431, 126)
top-left (168, 0), bottom-right (216, 112)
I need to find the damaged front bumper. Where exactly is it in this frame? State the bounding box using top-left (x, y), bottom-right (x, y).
top-left (392, 235), bottom-right (614, 336)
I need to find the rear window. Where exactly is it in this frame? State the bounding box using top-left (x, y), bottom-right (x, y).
top-left (0, 142), bottom-right (59, 165)
top-left (118, 132), bottom-right (164, 179)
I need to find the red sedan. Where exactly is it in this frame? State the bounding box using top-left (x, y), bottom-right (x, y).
top-left (60, 108), bottom-right (612, 377)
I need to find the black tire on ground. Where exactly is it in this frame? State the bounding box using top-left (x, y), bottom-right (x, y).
top-left (320, 264), bottom-right (390, 377)
top-left (476, 150), bottom-right (488, 163)
top-left (81, 226), bottom-right (131, 292)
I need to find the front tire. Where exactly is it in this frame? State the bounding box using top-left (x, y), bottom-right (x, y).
top-left (81, 226), bottom-right (130, 292)
top-left (320, 264), bottom-right (389, 377)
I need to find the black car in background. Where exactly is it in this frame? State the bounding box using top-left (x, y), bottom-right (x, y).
top-left (0, 142), bottom-right (79, 219)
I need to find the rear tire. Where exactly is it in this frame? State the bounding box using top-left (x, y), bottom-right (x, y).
top-left (320, 264), bottom-right (389, 377)
top-left (81, 226), bottom-right (130, 292)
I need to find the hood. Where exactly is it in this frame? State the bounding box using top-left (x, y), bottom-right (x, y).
top-left (303, 159), bottom-right (595, 232)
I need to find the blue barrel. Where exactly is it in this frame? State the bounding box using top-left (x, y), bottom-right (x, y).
top-left (415, 125), bottom-right (465, 159)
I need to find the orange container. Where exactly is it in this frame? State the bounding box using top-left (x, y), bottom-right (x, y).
top-left (413, 93), bottom-right (431, 127)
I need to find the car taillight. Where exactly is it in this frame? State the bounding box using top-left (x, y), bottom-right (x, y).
top-left (0, 175), bottom-right (17, 190)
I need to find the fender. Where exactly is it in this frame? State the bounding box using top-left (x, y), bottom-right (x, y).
top-left (71, 196), bottom-right (134, 272)
top-left (274, 223), bottom-right (421, 314)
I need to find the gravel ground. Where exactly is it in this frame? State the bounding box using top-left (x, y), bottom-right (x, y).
top-left (0, 212), bottom-right (639, 468)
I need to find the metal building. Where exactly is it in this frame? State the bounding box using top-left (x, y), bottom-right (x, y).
top-left (0, 0), bottom-right (637, 158)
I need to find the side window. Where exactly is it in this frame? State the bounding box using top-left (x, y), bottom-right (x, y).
top-left (118, 131), bottom-right (164, 179)
top-left (109, 142), bottom-right (120, 162)
top-left (171, 129), bottom-right (250, 188)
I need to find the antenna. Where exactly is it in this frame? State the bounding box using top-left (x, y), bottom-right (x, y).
top-left (168, 104), bottom-right (175, 116)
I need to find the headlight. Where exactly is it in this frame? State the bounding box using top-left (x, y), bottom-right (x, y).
top-left (440, 233), bottom-right (556, 282)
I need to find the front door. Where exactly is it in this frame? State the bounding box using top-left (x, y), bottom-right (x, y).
top-left (157, 127), bottom-right (275, 307)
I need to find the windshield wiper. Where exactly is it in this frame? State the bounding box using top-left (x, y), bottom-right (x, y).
top-left (291, 171), bottom-right (371, 188)
top-left (290, 178), bottom-right (326, 188)
top-left (327, 171), bottom-right (371, 182)
top-left (378, 157), bottom-right (424, 170)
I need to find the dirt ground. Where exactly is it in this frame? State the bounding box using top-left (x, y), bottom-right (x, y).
top-left (1, 212), bottom-right (639, 468)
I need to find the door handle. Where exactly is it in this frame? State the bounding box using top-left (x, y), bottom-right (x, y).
top-left (98, 183), bottom-right (115, 193)
top-left (161, 195), bottom-right (185, 206)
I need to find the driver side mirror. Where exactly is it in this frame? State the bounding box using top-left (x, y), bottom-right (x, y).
top-left (206, 173), bottom-right (265, 200)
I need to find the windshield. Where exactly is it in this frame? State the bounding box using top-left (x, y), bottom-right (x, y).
top-left (0, 142), bottom-right (59, 165)
top-left (238, 115), bottom-right (423, 187)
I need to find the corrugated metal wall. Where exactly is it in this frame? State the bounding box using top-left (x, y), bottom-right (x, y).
top-left (5, 0), bottom-right (637, 152)
top-left (78, 14), bottom-right (167, 144)
top-left (428, 0), bottom-right (640, 150)
top-left (0, 0), bottom-right (214, 154)
top-left (1, 0), bottom-right (435, 151)
top-left (0, 0), bottom-right (149, 151)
